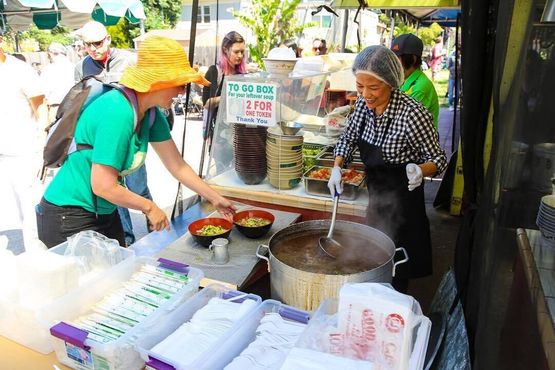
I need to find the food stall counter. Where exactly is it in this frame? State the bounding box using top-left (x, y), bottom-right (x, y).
top-left (157, 203), bottom-right (301, 290)
top-left (207, 169), bottom-right (368, 219)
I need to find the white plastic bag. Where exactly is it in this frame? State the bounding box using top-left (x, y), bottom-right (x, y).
top-left (0, 242), bottom-right (17, 300)
top-left (64, 230), bottom-right (124, 274)
top-left (324, 105), bottom-right (350, 137)
top-left (296, 283), bottom-right (431, 370)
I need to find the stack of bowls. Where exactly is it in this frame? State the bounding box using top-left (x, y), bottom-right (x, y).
top-left (537, 195), bottom-right (555, 247)
top-left (266, 126), bottom-right (303, 189)
top-left (234, 124), bottom-right (268, 185)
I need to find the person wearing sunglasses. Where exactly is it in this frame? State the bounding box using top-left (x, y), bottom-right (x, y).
top-left (73, 20), bottom-right (151, 247)
top-left (74, 20), bottom-right (136, 84)
top-left (312, 38), bottom-right (328, 56)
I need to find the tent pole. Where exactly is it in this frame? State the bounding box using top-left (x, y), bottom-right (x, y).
top-left (139, 19), bottom-right (145, 35)
top-left (171, 0), bottom-right (200, 220)
top-left (389, 11), bottom-right (395, 47)
top-left (341, 9), bottom-right (349, 52)
top-left (451, 13), bottom-right (460, 153)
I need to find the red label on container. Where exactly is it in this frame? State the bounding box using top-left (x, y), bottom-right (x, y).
top-left (385, 313), bottom-right (405, 333)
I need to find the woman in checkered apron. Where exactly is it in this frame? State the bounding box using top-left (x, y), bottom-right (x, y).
top-left (328, 46), bottom-right (448, 292)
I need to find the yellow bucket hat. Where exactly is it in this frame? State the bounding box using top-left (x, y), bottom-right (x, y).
top-left (120, 36), bottom-right (210, 92)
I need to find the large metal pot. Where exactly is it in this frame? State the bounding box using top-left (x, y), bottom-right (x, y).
top-left (256, 220), bottom-right (408, 311)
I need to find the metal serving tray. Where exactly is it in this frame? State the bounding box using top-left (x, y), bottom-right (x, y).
top-left (302, 144), bottom-right (329, 172)
top-left (302, 165), bottom-right (366, 200)
top-left (316, 149), bottom-right (365, 171)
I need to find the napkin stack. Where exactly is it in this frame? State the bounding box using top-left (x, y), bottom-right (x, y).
top-left (225, 312), bottom-right (307, 369)
top-left (151, 297), bottom-right (256, 368)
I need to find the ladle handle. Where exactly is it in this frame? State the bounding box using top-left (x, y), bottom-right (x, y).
top-left (392, 247), bottom-right (409, 277)
top-left (256, 244), bottom-right (270, 272)
top-left (327, 192), bottom-right (340, 239)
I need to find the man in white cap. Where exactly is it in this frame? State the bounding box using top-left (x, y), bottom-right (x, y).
top-left (74, 20), bottom-right (136, 83)
top-left (75, 20), bottom-right (151, 246)
top-left (0, 29), bottom-right (45, 252)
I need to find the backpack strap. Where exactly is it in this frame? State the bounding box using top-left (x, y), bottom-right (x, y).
top-left (114, 85), bottom-right (140, 132)
top-left (115, 85), bottom-right (157, 133)
top-left (146, 108), bottom-right (156, 129)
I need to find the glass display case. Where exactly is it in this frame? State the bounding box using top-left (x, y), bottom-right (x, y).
top-left (205, 71), bottom-right (328, 189)
top-left (204, 69), bottom-right (369, 214)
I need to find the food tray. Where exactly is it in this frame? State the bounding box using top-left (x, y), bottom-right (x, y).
top-left (302, 144), bottom-right (328, 172)
top-left (316, 148), bottom-right (364, 170)
top-left (302, 165), bottom-right (366, 200)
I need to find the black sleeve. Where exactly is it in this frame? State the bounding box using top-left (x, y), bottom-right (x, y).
top-left (202, 65), bottom-right (219, 105)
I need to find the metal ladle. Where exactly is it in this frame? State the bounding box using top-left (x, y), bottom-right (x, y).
top-left (318, 192), bottom-right (343, 258)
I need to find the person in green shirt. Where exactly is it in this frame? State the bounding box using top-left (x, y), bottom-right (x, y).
top-left (391, 34), bottom-right (440, 129)
top-left (37, 36), bottom-right (237, 248)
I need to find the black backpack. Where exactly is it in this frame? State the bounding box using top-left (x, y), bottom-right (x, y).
top-left (43, 76), bottom-right (155, 169)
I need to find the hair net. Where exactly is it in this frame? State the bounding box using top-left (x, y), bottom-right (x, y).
top-left (352, 45), bottom-right (404, 89)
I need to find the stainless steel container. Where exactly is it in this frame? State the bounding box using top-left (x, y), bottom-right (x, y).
top-left (303, 165), bottom-right (366, 200)
top-left (316, 150), bottom-right (365, 171)
top-left (256, 220), bottom-right (408, 311)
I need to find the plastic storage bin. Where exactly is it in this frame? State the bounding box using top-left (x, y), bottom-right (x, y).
top-left (42, 258), bottom-right (203, 370)
top-left (295, 299), bottom-right (431, 370)
top-left (225, 299), bottom-right (311, 369)
top-left (0, 242), bottom-right (134, 355)
top-left (136, 284), bottom-right (262, 370)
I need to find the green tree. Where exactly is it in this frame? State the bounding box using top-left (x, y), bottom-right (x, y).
top-left (233, 0), bottom-right (313, 67)
top-left (109, 0), bottom-right (182, 48)
top-left (378, 13), bottom-right (443, 49)
top-left (417, 23), bottom-right (443, 47)
top-left (18, 24), bottom-right (74, 51)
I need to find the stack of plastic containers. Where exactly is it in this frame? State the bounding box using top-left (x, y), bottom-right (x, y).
top-left (0, 240), bottom-right (134, 354)
top-left (136, 284), bottom-right (262, 370)
top-left (42, 258), bottom-right (203, 370)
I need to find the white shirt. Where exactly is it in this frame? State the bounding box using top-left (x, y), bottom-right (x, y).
top-left (0, 54), bottom-right (43, 156)
top-left (40, 55), bottom-right (74, 105)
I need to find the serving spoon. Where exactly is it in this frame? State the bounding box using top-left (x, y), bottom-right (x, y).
top-left (318, 192), bottom-right (343, 258)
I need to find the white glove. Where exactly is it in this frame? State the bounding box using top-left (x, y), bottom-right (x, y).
top-left (406, 163), bottom-right (423, 191)
top-left (327, 166), bottom-right (343, 196)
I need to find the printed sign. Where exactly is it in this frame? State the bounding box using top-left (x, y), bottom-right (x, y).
top-left (225, 81), bottom-right (278, 127)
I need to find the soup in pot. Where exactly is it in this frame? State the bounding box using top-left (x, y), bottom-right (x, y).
top-left (271, 229), bottom-right (390, 275)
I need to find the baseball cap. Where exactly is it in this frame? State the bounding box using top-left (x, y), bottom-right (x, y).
top-left (79, 21), bottom-right (108, 43)
top-left (391, 34), bottom-right (424, 57)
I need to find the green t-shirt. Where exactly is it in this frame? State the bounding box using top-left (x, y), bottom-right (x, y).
top-left (44, 89), bottom-right (172, 214)
top-left (400, 69), bottom-right (439, 129)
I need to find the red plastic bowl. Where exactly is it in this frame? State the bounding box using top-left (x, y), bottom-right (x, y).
top-left (233, 210), bottom-right (275, 239)
top-left (188, 217), bottom-right (233, 247)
